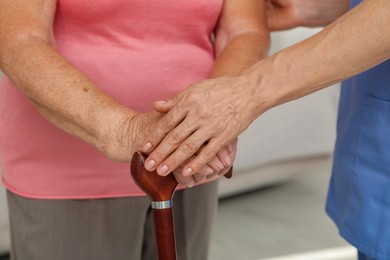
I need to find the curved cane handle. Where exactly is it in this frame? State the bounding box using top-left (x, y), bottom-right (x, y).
top-left (131, 151), bottom-right (178, 202)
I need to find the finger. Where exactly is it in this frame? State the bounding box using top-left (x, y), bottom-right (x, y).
top-left (142, 105), bottom-right (186, 155)
top-left (227, 138), bottom-right (238, 163)
top-left (218, 166), bottom-right (232, 176)
top-left (172, 168), bottom-right (195, 188)
top-left (153, 99), bottom-right (176, 113)
top-left (216, 146), bottom-right (232, 167)
top-left (207, 138), bottom-right (238, 171)
top-left (193, 173), bottom-right (207, 184)
top-left (197, 165), bottom-right (215, 176)
top-left (206, 171), bottom-right (219, 180)
top-left (145, 120), bottom-right (199, 174)
top-left (207, 155), bottom-right (225, 172)
top-left (182, 138), bottom-right (223, 177)
top-left (181, 155), bottom-right (214, 176)
top-left (154, 130), bottom-right (209, 176)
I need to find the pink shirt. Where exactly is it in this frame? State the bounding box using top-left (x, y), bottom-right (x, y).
top-left (0, 0), bottom-right (222, 199)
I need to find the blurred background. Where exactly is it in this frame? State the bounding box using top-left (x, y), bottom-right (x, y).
top-left (0, 27), bottom-right (354, 260)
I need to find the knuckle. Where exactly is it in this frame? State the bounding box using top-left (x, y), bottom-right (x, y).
top-left (152, 150), bottom-right (165, 161)
top-left (166, 157), bottom-right (179, 169)
top-left (197, 104), bottom-right (211, 117)
top-left (168, 132), bottom-right (182, 145)
top-left (160, 117), bottom-right (174, 132)
top-left (190, 159), bottom-right (205, 173)
top-left (218, 148), bottom-right (228, 157)
top-left (181, 141), bottom-right (198, 155)
top-left (172, 95), bottom-right (180, 104)
top-left (186, 92), bottom-right (199, 103)
top-left (201, 149), bottom-right (215, 161)
top-left (183, 120), bottom-right (194, 131)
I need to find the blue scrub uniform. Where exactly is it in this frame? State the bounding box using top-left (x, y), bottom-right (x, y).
top-left (326, 1), bottom-right (390, 259)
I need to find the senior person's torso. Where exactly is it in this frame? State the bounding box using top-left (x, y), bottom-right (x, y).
top-left (0, 0), bottom-right (222, 198)
top-left (327, 0), bottom-right (390, 258)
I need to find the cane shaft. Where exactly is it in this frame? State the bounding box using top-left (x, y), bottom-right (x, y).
top-left (153, 208), bottom-right (177, 260)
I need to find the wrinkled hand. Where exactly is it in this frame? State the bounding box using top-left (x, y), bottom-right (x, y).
top-left (141, 76), bottom-right (260, 177)
top-left (102, 111), bottom-right (164, 162)
top-left (172, 138), bottom-right (237, 187)
top-left (266, 0), bottom-right (350, 31)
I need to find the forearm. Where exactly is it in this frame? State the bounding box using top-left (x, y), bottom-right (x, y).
top-left (250, 0), bottom-right (390, 114)
top-left (209, 0), bottom-right (269, 78)
top-left (31, 100), bottom-right (99, 149)
top-left (0, 38), bottom-right (134, 152)
top-left (209, 32), bottom-right (269, 78)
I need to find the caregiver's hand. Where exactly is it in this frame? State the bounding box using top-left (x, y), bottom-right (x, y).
top-left (266, 0), bottom-right (350, 31)
top-left (142, 75), bottom-right (262, 177)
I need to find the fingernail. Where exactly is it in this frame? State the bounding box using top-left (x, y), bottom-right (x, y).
top-left (145, 160), bottom-right (156, 170)
top-left (187, 182), bottom-right (194, 188)
top-left (157, 165), bottom-right (169, 175)
top-left (216, 161), bottom-right (224, 170)
top-left (206, 167), bottom-right (214, 174)
top-left (142, 142), bottom-right (153, 152)
top-left (155, 100), bottom-right (166, 104)
top-left (183, 167), bottom-right (193, 176)
top-left (224, 155), bottom-right (232, 166)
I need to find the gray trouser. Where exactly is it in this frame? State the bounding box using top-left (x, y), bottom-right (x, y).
top-left (6, 181), bottom-right (218, 260)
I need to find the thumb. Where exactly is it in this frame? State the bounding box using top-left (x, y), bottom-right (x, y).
top-left (153, 97), bottom-right (177, 113)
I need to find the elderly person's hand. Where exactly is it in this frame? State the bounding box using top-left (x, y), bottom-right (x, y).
top-left (172, 138), bottom-right (237, 188)
top-left (266, 0), bottom-right (350, 31)
top-left (33, 99), bottom-right (233, 187)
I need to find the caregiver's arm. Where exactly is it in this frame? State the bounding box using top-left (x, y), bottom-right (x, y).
top-left (0, 0), bottom-right (158, 162)
top-left (143, 0), bottom-right (270, 175)
top-left (143, 0), bottom-right (390, 176)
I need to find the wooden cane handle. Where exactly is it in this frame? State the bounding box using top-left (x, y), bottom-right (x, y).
top-left (224, 167), bottom-right (233, 179)
top-left (131, 151), bottom-right (178, 201)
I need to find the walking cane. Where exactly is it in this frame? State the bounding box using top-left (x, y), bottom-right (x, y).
top-left (131, 151), bottom-right (233, 260)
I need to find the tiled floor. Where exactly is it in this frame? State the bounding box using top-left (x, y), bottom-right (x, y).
top-left (262, 246), bottom-right (356, 260)
top-left (210, 156), bottom-right (354, 260)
